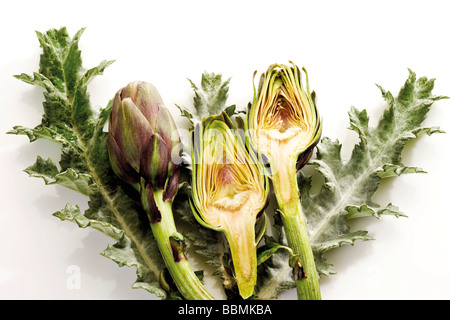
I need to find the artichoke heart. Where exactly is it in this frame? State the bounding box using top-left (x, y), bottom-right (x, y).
top-left (191, 112), bottom-right (269, 299)
top-left (248, 62), bottom-right (322, 168)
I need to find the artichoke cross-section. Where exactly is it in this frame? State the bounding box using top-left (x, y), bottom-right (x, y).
top-left (190, 112), bottom-right (269, 299)
top-left (247, 62), bottom-right (322, 300)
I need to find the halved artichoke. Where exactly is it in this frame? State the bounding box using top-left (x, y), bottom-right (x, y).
top-left (248, 62), bottom-right (322, 207)
top-left (190, 112), bottom-right (269, 299)
top-left (247, 62), bottom-right (322, 300)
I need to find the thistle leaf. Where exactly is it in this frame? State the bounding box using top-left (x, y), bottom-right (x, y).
top-left (23, 156), bottom-right (59, 184)
top-left (189, 72), bottom-right (230, 117)
top-left (9, 27), bottom-right (167, 298)
top-left (299, 70), bottom-right (448, 275)
top-left (176, 72), bottom-right (242, 129)
top-left (255, 216), bottom-right (296, 300)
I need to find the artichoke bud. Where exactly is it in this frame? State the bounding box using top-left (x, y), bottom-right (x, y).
top-left (248, 62), bottom-right (322, 171)
top-left (107, 81), bottom-right (182, 201)
top-left (190, 112), bottom-right (269, 299)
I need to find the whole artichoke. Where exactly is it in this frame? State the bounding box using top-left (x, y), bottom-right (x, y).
top-left (106, 81), bottom-right (181, 200)
top-left (106, 81), bottom-right (214, 300)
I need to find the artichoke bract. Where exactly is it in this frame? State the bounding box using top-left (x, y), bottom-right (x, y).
top-left (190, 112), bottom-right (269, 299)
top-left (106, 81), bottom-right (214, 300)
top-left (247, 63), bottom-right (322, 300)
top-left (107, 82), bottom-right (180, 198)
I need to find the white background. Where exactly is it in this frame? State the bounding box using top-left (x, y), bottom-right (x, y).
top-left (1, 0), bottom-right (450, 300)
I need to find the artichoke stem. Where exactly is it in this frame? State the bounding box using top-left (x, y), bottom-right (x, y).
top-left (271, 157), bottom-right (321, 300)
top-left (141, 187), bottom-right (215, 300)
top-left (223, 216), bottom-right (258, 299)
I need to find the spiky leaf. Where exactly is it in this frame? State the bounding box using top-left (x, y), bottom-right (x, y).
top-left (298, 70), bottom-right (447, 275)
top-left (255, 215), bottom-right (296, 300)
top-left (8, 27), bottom-right (168, 298)
top-left (176, 72), bottom-right (242, 130)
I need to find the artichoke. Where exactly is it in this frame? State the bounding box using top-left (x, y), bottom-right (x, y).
top-left (247, 62), bottom-right (322, 300)
top-left (190, 112), bottom-right (269, 299)
top-left (248, 62), bottom-right (322, 191)
top-left (107, 81), bottom-right (180, 196)
top-left (106, 81), bottom-right (214, 300)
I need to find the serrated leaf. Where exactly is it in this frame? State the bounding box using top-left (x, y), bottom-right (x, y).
top-left (176, 72), bottom-right (243, 130)
top-left (190, 72), bottom-right (230, 117)
top-left (102, 237), bottom-right (167, 299)
top-left (376, 164), bottom-right (427, 178)
top-left (79, 60), bottom-right (115, 88)
top-left (54, 169), bottom-right (93, 196)
top-left (255, 217), bottom-right (295, 300)
top-left (255, 248), bottom-right (295, 300)
top-left (53, 202), bottom-right (122, 236)
top-left (10, 27), bottom-right (168, 298)
top-left (54, 203), bottom-right (166, 298)
top-left (346, 203), bottom-right (406, 219)
top-left (8, 125), bottom-right (68, 143)
top-left (24, 156), bottom-right (59, 184)
top-left (298, 70), bottom-right (448, 276)
top-left (25, 157), bottom-right (93, 196)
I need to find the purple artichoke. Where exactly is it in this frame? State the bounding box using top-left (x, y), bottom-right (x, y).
top-left (106, 81), bottom-right (214, 300)
top-left (106, 81), bottom-right (181, 202)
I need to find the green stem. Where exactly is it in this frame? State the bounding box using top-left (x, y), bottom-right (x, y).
top-left (271, 156), bottom-right (321, 300)
top-left (223, 216), bottom-right (258, 299)
top-left (142, 187), bottom-right (214, 300)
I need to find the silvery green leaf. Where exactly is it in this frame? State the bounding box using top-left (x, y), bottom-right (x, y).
top-left (255, 216), bottom-right (296, 300)
top-left (299, 70), bottom-right (448, 275)
top-left (9, 27), bottom-right (167, 298)
top-left (176, 72), bottom-right (243, 130)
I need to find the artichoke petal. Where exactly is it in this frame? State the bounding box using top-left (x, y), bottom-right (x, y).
top-left (140, 182), bottom-right (162, 223)
top-left (113, 98), bottom-right (154, 171)
top-left (140, 133), bottom-right (170, 190)
top-left (132, 82), bottom-right (164, 128)
top-left (163, 167), bottom-right (180, 202)
top-left (106, 133), bottom-right (140, 189)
